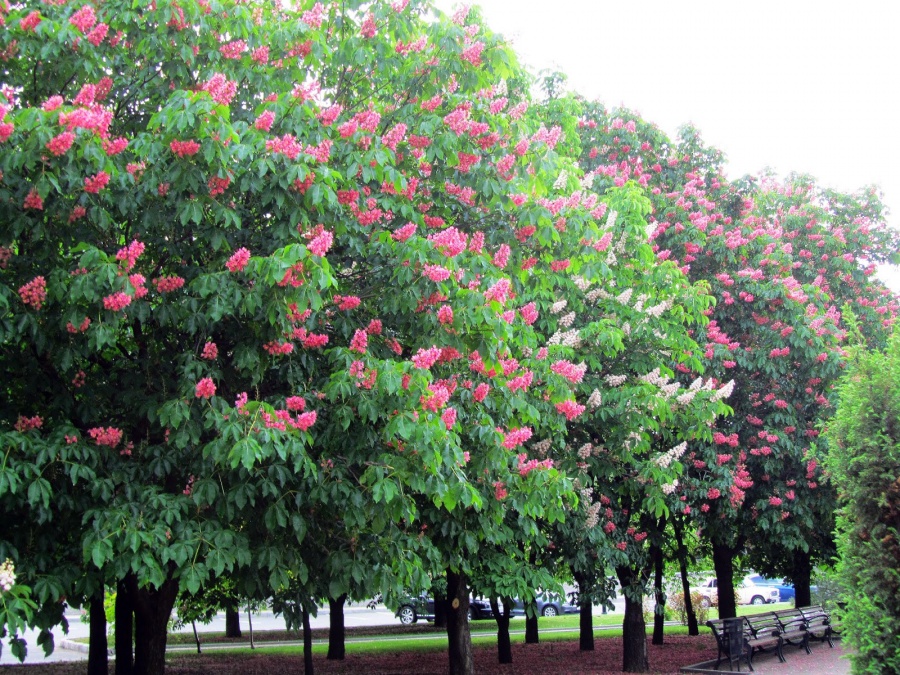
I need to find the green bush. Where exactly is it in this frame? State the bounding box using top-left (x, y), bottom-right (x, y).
top-left (668, 591), bottom-right (710, 626)
top-left (825, 336), bottom-right (900, 674)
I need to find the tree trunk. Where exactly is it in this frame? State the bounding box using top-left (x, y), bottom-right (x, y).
top-left (302, 603), bottom-right (314, 675)
top-left (327, 594), bottom-right (347, 660)
top-left (224, 605), bottom-right (242, 638)
top-left (673, 517), bottom-right (699, 635)
top-left (116, 577), bottom-right (135, 675)
top-left (434, 595), bottom-right (449, 629)
top-left (446, 569), bottom-right (474, 675)
top-left (132, 577), bottom-right (179, 675)
top-left (191, 621), bottom-right (201, 654)
top-left (524, 602), bottom-right (539, 644)
top-left (652, 541), bottom-right (665, 645)
top-left (489, 598), bottom-right (513, 663)
top-left (574, 573), bottom-right (594, 651)
top-left (713, 541), bottom-right (738, 619)
top-left (87, 591), bottom-right (109, 675)
top-left (792, 548), bottom-right (813, 607)
top-left (621, 590), bottom-right (649, 672)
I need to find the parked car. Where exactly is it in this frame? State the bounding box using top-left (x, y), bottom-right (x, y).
top-left (511, 592), bottom-right (580, 618)
top-left (694, 577), bottom-right (780, 607)
top-left (396, 595), bottom-right (494, 624)
top-left (746, 575), bottom-right (795, 603)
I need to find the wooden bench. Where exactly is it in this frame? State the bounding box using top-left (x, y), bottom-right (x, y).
top-left (772, 608), bottom-right (812, 655)
top-left (707, 615), bottom-right (783, 670)
top-left (798, 604), bottom-right (839, 646)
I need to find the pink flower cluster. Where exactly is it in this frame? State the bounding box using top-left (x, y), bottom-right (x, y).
top-left (226, 248), bottom-right (251, 272)
top-left (428, 227), bottom-right (467, 257)
top-left (153, 275), bottom-right (185, 293)
top-left (69, 5), bottom-right (97, 33)
top-left (551, 360), bottom-right (587, 383)
top-left (307, 229), bottom-right (333, 256)
top-left (473, 383), bottom-right (490, 402)
top-left (501, 427), bottom-right (532, 449)
top-left (519, 302), bottom-right (538, 325)
top-left (195, 377), bottom-right (216, 398)
top-left (202, 74), bottom-right (238, 107)
top-left (46, 132), bottom-right (75, 156)
top-left (333, 295), bottom-right (361, 310)
top-left (103, 292), bottom-right (132, 311)
top-left (88, 426), bottom-right (122, 448)
top-left (170, 139), bottom-right (201, 157)
top-left (392, 223), bottom-right (417, 241)
top-left (255, 110), bottom-right (275, 131)
top-left (484, 278), bottom-right (512, 304)
top-left (516, 453), bottom-right (553, 476)
top-left (437, 305), bottom-right (454, 324)
top-left (412, 346), bottom-right (442, 369)
top-left (263, 341), bottom-right (294, 356)
top-left (116, 239), bottom-right (145, 271)
top-left (84, 171), bottom-right (110, 193)
top-left (349, 329), bottom-right (368, 354)
top-left (19, 276), bottom-right (47, 310)
top-left (423, 264), bottom-right (451, 282)
top-left (263, 409), bottom-right (317, 432)
top-left (15, 415), bottom-right (43, 432)
top-left (556, 399), bottom-right (586, 420)
top-left (201, 342), bottom-right (218, 359)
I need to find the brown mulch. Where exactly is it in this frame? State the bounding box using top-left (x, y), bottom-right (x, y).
top-left (0, 635), bottom-right (719, 674)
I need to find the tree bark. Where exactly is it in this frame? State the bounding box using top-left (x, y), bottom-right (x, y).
top-left (327, 594), bottom-right (347, 660)
top-left (524, 601), bottom-right (539, 644)
top-left (652, 540), bottom-right (665, 645)
top-left (87, 591), bottom-right (109, 675)
top-left (132, 577), bottom-right (179, 675)
top-left (446, 569), bottom-right (474, 675)
top-left (489, 598), bottom-right (513, 663)
top-left (224, 605), bottom-right (242, 638)
top-left (673, 517), bottom-right (699, 635)
top-left (574, 573), bottom-right (594, 651)
top-left (621, 590), bottom-right (649, 672)
top-left (302, 603), bottom-right (314, 675)
top-left (713, 541), bottom-right (738, 619)
top-left (792, 548), bottom-right (813, 607)
top-left (115, 577), bottom-right (135, 675)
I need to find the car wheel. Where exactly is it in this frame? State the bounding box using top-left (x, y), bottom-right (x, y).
top-left (398, 605), bottom-right (417, 625)
top-left (469, 607), bottom-right (478, 620)
top-left (750, 595), bottom-right (765, 606)
top-left (541, 605), bottom-right (559, 617)
top-left (700, 597), bottom-right (711, 609)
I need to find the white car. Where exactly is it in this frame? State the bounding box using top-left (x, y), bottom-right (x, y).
top-left (695, 576), bottom-right (781, 607)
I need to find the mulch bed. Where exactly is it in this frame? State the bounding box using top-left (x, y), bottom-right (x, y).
top-left (0, 635), bottom-right (718, 674)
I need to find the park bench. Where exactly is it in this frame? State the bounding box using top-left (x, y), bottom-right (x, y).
top-left (772, 608), bottom-right (812, 655)
top-left (798, 604), bottom-right (839, 646)
top-left (707, 614), bottom-right (783, 670)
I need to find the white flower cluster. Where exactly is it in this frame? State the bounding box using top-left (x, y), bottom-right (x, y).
top-left (605, 209), bottom-right (618, 229)
top-left (0, 559), bottom-right (16, 593)
top-left (587, 389), bottom-right (603, 408)
top-left (614, 233), bottom-right (628, 254)
top-left (676, 390), bottom-right (697, 406)
top-left (585, 287), bottom-right (611, 303)
top-left (624, 431), bottom-right (642, 450)
top-left (605, 249), bottom-right (617, 266)
top-left (585, 501), bottom-right (602, 529)
top-left (622, 322), bottom-right (631, 336)
top-left (644, 299), bottom-right (673, 318)
top-left (645, 220), bottom-right (657, 239)
top-left (550, 299), bottom-right (568, 314)
top-left (605, 374), bottom-right (627, 387)
top-left (661, 480), bottom-right (679, 495)
top-left (639, 367), bottom-right (669, 386)
top-left (553, 170), bottom-right (569, 190)
top-left (559, 311), bottom-right (576, 328)
top-left (632, 293), bottom-right (649, 312)
top-left (573, 276), bottom-right (591, 292)
top-left (653, 442), bottom-right (687, 468)
top-left (531, 438), bottom-right (553, 456)
top-left (616, 288), bottom-right (634, 305)
top-left (577, 443), bottom-right (593, 459)
top-left (548, 329), bottom-right (582, 348)
top-left (495, 79), bottom-right (508, 96)
top-left (711, 379), bottom-right (735, 402)
top-left (581, 172), bottom-right (596, 190)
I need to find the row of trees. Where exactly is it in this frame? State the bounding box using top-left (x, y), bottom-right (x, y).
top-left (1, 1), bottom-right (896, 674)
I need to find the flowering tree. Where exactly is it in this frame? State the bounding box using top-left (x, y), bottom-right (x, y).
top-left (575, 104), bottom-right (898, 619)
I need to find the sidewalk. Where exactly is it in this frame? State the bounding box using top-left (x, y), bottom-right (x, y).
top-left (683, 640), bottom-right (851, 675)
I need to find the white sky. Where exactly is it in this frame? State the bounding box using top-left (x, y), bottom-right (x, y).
top-left (435, 0), bottom-right (900, 290)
